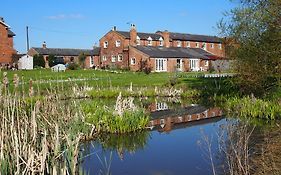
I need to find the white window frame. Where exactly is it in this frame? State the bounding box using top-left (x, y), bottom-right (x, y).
top-left (202, 42), bottom-right (207, 50)
top-left (176, 58), bottom-right (183, 71)
top-left (102, 55), bottom-right (107, 61)
top-left (196, 42), bottom-right (200, 48)
top-left (210, 43), bottom-right (214, 49)
top-left (130, 58), bottom-right (136, 65)
top-left (90, 56), bottom-right (94, 67)
top-left (111, 55), bottom-right (116, 62)
top-left (118, 54), bottom-right (123, 62)
top-left (177, 40), bottom-right (182, 47)
top-left (136, 36), bottom-right (141, 45)
top-left (187, 41), bottom-right (190, 47)
top-left (155, 58), bottom-right (167, 72)
top-left (190, 59), bottom-right (200, 71)
top-left (103, 41), bottom-right (108, 48)
top-left (115, 40), bottom-right (121, 47)
top-left (159, 37), bottom-right (164, 46)
top-left (219, 43), bottom-right (222, 50)
top-left (147, 37), bottom-right (153, 46)
top-left (156, 102), bottom-right (168, 111)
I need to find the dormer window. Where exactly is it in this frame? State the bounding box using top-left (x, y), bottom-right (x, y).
top-left (147, 37), bottom-right (152, 46)
top-left (159, 37), bottom-right (164, 46)
top-left (187, 41), bottom-right (190, 47)
top-left (177, 41), bottom-right (182, 47)
top-left (115, 40), bottom-right (121, 47)
top-left (219, 43), bottom-right (222, 50)
top-left (136, 36), bottom-right (140, 45)
top-left (202, 42), bottom-right (207, 50)
top-left (196, 42), bottom-right (200, 48)
top-left (103, 41), bottom-right (108, 48)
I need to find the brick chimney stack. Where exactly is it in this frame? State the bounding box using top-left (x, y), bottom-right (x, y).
top-left (130, 24), bottom-right (137, 46)
top-left (42, 41), bottom-right (47, 49)
top-left (162, 30), bottom-right (170, 48)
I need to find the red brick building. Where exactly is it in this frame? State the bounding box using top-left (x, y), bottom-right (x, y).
top-left (28, 42), bottom-right (100, 68)
top-left (98, 24), bottom-right (225, 72)
top-left (0, 17), bottom-right (16, 64)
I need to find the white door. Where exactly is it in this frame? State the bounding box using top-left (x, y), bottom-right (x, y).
top-left (176, 59), bottom-right (183, 71)
top-left (155, 58), bottom-right (167, 72)
top-left (190, 59), bottom-right (199, 71)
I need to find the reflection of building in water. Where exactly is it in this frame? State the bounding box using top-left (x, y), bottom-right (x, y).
top-left (148, 104), bottom-right (223, 132)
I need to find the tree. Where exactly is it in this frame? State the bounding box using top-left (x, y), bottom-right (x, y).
top-left (47, 54), bottom-right (56, 67)
top-left (219, 0), bottom-right (281, 96)
top-left (78, 53), bottom-right (87, 68)
top-left (33, 54), bottom-right (45, 68)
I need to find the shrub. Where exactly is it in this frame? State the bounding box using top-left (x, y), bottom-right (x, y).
top-left (67, 63), bottom-right (80, 70)
top-left (33, 54), bottom-right (45, 68)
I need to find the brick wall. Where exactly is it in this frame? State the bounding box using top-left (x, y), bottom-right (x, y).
top-left (0, 23), bottom-right (16, 64)
top-left (100, 31), bottom-right (129, 69)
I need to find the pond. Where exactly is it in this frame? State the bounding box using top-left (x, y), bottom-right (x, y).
top-left (79, 98), bottom-right (225, 175)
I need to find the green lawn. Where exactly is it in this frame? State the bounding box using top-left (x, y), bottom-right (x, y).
top-left (1, 69), bottom-right (214, 89)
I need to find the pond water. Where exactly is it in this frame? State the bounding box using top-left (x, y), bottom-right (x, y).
top-left (80, 98), bottom-right (226, 175)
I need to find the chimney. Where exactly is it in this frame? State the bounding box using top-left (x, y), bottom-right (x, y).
top-left (42, 41), bottom-right (47, 49)
top-left (112, 26), bottom-right (117, 31)
top-left (162, 30), bottom-right (170, 48)
top-left (130, 24), bottom-right (137, 46)
top-left (0, 17), bottom-right (4, 23)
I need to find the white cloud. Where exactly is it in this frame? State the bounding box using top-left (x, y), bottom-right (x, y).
top-left (46, 14), bottom-right (84, 20)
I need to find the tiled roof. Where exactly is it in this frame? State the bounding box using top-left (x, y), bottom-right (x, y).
top-left (116, 31), bottom-right (162, 40)
top-left (168, 32), bottom-right (222, 43)
top-left (32, 47), bottom-right (100, 56)
top-left (133, 46), bottom-right (212, 59)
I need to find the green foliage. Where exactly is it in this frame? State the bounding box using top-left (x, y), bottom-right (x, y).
top-left (33, 54), bottom-right (45, 68)
top-left (47, 54), bottom-right (56, 67)
top-left (224, 96), bottom-right (281, 120)
top-left (220, 0), bottom-right (281, 96)
top-left (82, 102), bottom-right (149, 134)
top-left (67, 62), bottom-right (80, 70)
top-left (78, 53), bottom-right (87, 68)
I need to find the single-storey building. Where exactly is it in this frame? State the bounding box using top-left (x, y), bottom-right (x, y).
top-left (27, 42), bottom-right (100, 68)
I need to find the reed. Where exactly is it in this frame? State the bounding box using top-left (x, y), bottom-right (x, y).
top-left (224, 96), bottom-right (281, 120)
top-left (0, 73), bottom-right (93, 174)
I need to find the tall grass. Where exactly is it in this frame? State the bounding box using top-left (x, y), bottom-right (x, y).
top-left (224, 96), bottom-right (281, 120)
top-left (0, 73), bottom-right (93, 174)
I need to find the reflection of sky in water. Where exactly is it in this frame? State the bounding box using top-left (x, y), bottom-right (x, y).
top-left (80, 117), bottom-right (226, 175)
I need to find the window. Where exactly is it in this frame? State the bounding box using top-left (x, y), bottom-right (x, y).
top-left (147, 37), bottom-right (152, 46)
top-left (176, 59), bottom-right (182, 71)
top-left (190, 59), bottom-right (199, 71)
top-left (177, 41), bottom-right (182, 47)
top-left (111, 55), bottom-right (116, 62)
top-left (115, 40), bottom-right (121, 47)
top-left (155, 58), bottom-right (167, 72)
top-left (102, 56), bottom-right (107, 61)
top-left (202, 42), bottom-right (207, 50)
top-left (118, 54), bottom-right (123, 62)
top-left (159, 37), bottom-right (164, 46)
top-left (196, 42), bottom-right (200, 48)
top-left (136, 36), bottom-right (140, 45)
top-left (219, 43), bottom-right (222, 50)
top-left (130, 58), bottom-right (136, 65)
top-left (103, 41), bottom-right (108, 48)
top-left (90, 56), bottom-right (94, 66)
top-left (205, 60), bottom-right (209, 66)
top-left (156, 102), bottom-right (168, 111)
top-left (187, 41), bottom-right (190, 47)
top-left (210, 43), bottom-right (214, 49)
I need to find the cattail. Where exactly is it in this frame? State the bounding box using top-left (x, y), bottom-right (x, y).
top-left (29, 79), bottom-right (34, 97)
top-left (13, 74), bottom-right (19, 88)
top-left (2, 72), bottom-right (8, 89)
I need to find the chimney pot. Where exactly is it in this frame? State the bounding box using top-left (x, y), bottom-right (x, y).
top-left (112, 26), bottom-right (117, 31)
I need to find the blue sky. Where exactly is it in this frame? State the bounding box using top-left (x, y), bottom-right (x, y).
top-left (2, 0), bottom-right (236, 53)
